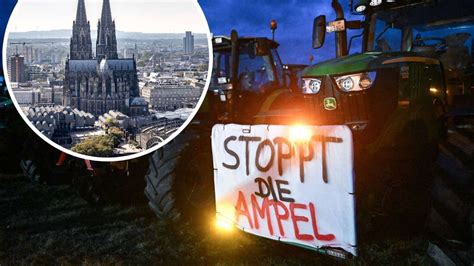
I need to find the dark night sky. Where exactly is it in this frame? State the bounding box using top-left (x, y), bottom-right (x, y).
top-left (0, 0), bottom-right (16, 64)
top-left (199, 0), bottom-right (364, 64)
top-left (0, 0), bottom-right (361, 65)
top-left (2, 0), bottom-right (473, 65)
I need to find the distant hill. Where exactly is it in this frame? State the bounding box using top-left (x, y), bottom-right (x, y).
top-left (9, 30), bottom-right (208, 40)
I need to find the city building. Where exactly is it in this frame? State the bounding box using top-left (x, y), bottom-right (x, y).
top-left (98, 110), bottom-right (130, 129)
top-left (141, 82), bottom-right (202, 111)
top-left (8, 55), bottom-right (26, 83)
top-left (123, 44), bottom-right (138, 59)
top-left (24, 105), bottom-right (96, 146)
top-left (183, 31), bottom-right (194, 54)
top-left (24, 46), bottom-right (34, 64)
top-left (13, 88), bottom-right (41, 106)
top-left (35, 48), bottom-right (42, 64)
top-left (64, 0), bottom-right (143, 116)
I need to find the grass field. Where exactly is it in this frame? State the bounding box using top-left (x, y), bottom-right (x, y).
top-left (0, 174), bottom-right (430, 265)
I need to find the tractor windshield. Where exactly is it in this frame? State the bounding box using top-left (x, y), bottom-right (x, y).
top-left (212, 50), bottom-right (231, 86)
top-left (374, 17), bottom-right (474, 56)
top-left (211, 47), bottom-right (284, 92)
top-left (374, 19), bottom-right (402, 52)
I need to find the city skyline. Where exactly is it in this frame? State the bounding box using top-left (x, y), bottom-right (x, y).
top-left (8, 0), bottom-right (209, 34)
top-left (3, 0), bottom-right (210, 161)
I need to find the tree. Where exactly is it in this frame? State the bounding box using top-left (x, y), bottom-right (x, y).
top-left (104, 117), bottom-right (118, 128)
top-left (72, 135), bottom-right (115, 157)
top-left (108, 127), bottom-right (124, 147)
top-left (128, 139), bottom-right (140, 149)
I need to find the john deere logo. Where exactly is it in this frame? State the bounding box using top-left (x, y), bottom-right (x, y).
top-left (324, 97), bottom-right (337, 111)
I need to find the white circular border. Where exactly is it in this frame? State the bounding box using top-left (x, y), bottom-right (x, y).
top-left (2, 0), bottom-right (213, 163)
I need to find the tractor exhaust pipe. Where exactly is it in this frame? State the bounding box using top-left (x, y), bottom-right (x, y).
top-left (332, 0), bottom-right (348, 57)
top-left (230, 30), bottom-right (239, 90)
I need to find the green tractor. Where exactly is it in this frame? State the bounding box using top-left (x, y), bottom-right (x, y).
top-left (305, 0), bottom-right (473, 241)
top-left (145, 33), bottom-right (303, 223)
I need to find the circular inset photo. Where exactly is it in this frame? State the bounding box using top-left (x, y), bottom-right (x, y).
top-left (3, 0), bottom-right (212, 162)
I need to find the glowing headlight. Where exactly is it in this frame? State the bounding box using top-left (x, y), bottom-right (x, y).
top-left (289, 125), bottom-right (313, 143)
top-left (335, 72), bottom-right (376, 92)
top-left (302, 78), bottom-right (322, 94)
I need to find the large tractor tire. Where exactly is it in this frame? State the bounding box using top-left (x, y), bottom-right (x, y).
top-left (20, 135), bottom-right (61, 184)
top-left (357, 120), bottom-right (435, 237)
top-left (72, 159), bottom-right (149, 207)
top-left (145, 129), bottom-right (214, 226)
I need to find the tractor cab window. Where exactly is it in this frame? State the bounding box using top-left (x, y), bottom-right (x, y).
top-left (211, 45), bottom-right (282, 94)
top-left (211, 51), bottom-right (231, 87)
top-left (412, 27), bottom-right (474, 71)
top-left (270, 48), bottom-right (284, 86)
top-left (374, 19), bottom-right (402, 52)
top-left (238, 51), bottom-right (276, 93)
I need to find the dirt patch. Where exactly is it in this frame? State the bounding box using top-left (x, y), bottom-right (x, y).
top-left (0, 174), bottom-right (429, 264)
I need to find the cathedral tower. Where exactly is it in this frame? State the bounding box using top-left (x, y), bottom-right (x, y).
top-left (96, 0), bottom-right (118, 59)
top-left (70, 0), bottom-right (93, 60)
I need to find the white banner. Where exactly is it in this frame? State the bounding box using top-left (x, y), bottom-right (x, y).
top-left (212, 124), bottom-right (357, 256)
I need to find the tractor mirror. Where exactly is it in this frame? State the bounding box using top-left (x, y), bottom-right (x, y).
top-left (256, 39), bottom-right (271, 56)
top-left (312, 15), bottom-right (326, 49)
top-left (248, 43), bottom-right (257, 59)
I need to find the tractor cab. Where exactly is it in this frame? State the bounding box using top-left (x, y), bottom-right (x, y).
top-left (300, 0), bottom-right (472, 150)
top-left (360, 0), bottom-right (474, 106)
top-left (208, 32), bottom-right (291, 124)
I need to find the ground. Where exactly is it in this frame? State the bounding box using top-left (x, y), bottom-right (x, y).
top-left (0, 173), bottom-right (430, 265)
top-left (1, 110), bottom-right (472, 265)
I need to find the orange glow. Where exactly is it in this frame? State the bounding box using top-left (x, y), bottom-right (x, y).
top-left (215, 214), bottom-right (233, 232)
top-left (289, 125), bottom-right (313, 143)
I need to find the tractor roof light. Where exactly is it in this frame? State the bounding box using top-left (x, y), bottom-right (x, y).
top-left (355, 4), bottom-right (367, 13)
top-left (370, 0), bottom-right (382, 6)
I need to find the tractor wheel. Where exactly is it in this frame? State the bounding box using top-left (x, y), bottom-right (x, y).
top-left (20, 159), bottom-right (42, 183)
top-left (72, 170), bottom-right (104, 207)
top-left (19, 135), bottom-right (60, 184)
top-left (358, 120), bottom-right (435, 237)
top-left (145, 129), bottom-right (214, 226)
top-left (72, 159), bottom-right (148, 207)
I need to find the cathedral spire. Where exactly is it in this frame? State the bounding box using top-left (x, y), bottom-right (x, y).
top-left (75, 0), bottom-right (88, 25)
top-left (100, 0), bottom-right (113, 25)
top-left (70, 0), bottom-right (92, 60)
top-left (96, 0), bottom-right (118, 59)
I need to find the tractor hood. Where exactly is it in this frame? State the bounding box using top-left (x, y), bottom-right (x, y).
top-left (302, 51), bottom-right (440, 77)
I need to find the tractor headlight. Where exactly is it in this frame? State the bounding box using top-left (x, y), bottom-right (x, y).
top-left (335, 72), bottom-right (376, 92)
top-left (338, 77), bottom-right (355, 92)
top-left (302, 78), bottom-right (322, 94)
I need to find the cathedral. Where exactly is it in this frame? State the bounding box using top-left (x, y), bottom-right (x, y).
top-left (64, 0), bottom-right (147, 117)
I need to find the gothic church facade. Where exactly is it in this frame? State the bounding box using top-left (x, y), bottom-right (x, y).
top-left (64, 0), bottom-right (145, 117)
